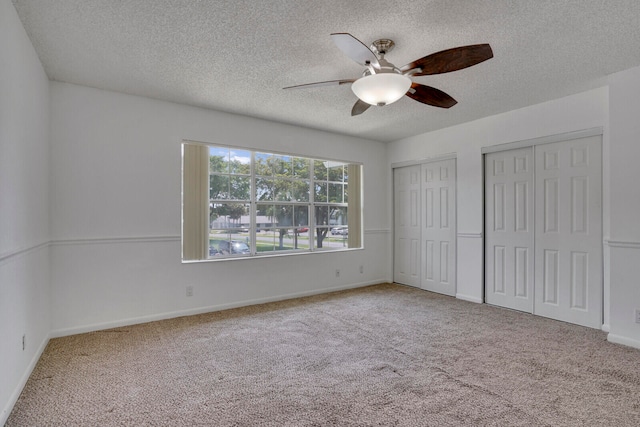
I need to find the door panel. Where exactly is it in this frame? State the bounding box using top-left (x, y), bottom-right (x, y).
top-left (534, 136), bottom-right (602, 328)
top-left (421, 160), bottom-right (456, 296)
top-left (394, 166), bottom-right (421, 287)
top-left (485, 148), bottom-right (535, 312)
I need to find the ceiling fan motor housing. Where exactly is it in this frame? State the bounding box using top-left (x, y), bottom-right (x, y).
top-left (370, 39), bottom-right (395, 57)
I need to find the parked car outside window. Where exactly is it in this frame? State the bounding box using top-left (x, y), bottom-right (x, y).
top-left (217, 240), bottom-right (250, 255)
top-left (330, 226), bottom-right (348, 236)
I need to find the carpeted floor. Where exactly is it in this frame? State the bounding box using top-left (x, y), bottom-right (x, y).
top-left (7, 283), bottom-right (640, 426)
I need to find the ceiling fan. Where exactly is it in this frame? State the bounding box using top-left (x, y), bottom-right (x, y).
top-left (284, 33), bottom-right (493, 116)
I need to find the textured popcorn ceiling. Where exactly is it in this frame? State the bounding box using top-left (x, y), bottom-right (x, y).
top-left (11, 0), bottom-right (640, 142)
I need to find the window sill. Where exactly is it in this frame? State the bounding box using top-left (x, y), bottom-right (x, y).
top-left (182, 246), bottom-right (364, 264)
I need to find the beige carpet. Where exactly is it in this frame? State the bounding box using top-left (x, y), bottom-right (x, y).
top-left (7, 283), bottom-right (640, 426)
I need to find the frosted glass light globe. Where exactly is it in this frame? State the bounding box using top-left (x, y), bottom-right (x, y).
top-left (351, 73), bottom-right (412, 106)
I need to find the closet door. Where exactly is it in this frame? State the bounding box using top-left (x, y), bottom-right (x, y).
top-left (485, 148), bottom-right (535, 313)
top-left (422, 159), bottom-right (456, 296)
top-left (534, 136), bottom-right (602, 328)
top-left (394, 165), bottom-right (421, 287)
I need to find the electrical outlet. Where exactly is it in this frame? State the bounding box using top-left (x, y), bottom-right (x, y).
top-left (335, 269), bottom-right (340, 278)
top-left (359, 265), bottom-right (364, 274)
top-left (635, 309), bottom-right (640, 324)
top-left (22, 334), bottom-right (25, 351)
top-left (186, 286), bottom-right (194, 297)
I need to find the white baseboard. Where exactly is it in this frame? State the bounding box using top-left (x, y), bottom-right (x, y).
top-left (456, 293), bottom-right (483, 304)
top-left (1, 333), bottom-right (50, 426)
top-left (51, 279), bottom-right (387, 338)
top-left (601, 323), bottom-right (611, 333)
top-left (607, 333), bottom-right (640, 350)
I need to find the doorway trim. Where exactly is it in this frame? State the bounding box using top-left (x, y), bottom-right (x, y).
top-left (481, 127), bottom-right (603, 155)
top-left (391, 152), bottom-right (457, 169)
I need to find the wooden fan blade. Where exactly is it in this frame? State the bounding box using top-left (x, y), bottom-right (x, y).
top-left (351, 99), bottom-right (371, 116)
top-left (406, 83), bottom-right (457, 108)
top-left (330, 33), bottom-right (380, 68)
top-left (283, 79), bottom-right (355, 89)
top-left (401, 44), bottom-right (493, 76)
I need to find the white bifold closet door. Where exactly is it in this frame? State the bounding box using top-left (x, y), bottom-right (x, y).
top-left (394, 159), bottom-right (456, 296)
top-left (394, 165), bottom-right (421, 288)
top-left (485, 147), bottom-right (535, 313)
top-left (533, 137), bottom-right (602, 328)
top-left (421, 160), bottom-right (456, 296)
top-left (485, 136), bottom-right (602, 328)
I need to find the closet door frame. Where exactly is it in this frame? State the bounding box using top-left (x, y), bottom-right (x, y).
top-left (482, 127), bottom-right (604, 328)
top-left (392, 154), bottom-right (457, 294)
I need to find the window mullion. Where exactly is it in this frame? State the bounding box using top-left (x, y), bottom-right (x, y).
top-left (250, 151), bottom-right (256, 255)
top-left (309, 160), bottom-right (315, 252)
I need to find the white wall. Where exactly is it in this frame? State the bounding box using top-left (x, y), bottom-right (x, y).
top-left (49, 82), bottom-right (390, 336)
top-left (606, 65), bottom-right (640, 348)
top-left (0, 0), bottom-right (51, 424)
top-left (388, 87), bottom-right (610, 311)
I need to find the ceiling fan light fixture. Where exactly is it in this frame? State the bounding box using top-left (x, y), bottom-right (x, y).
top-left (351, 73), bottom-right (412, 106)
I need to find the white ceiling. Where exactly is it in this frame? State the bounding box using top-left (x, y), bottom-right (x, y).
top-left (12, 0), bottom-right (640, 142)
